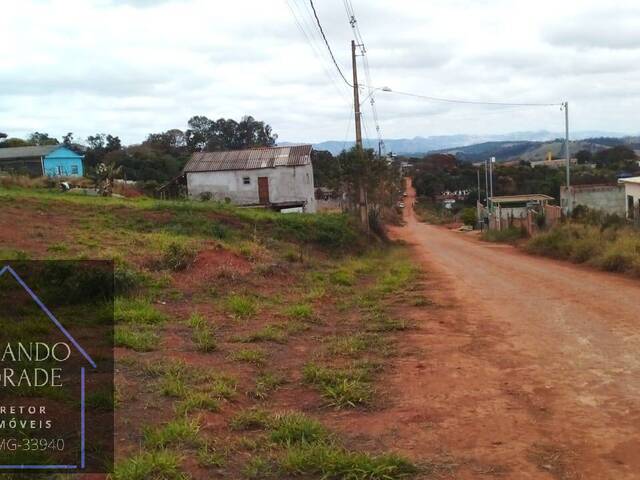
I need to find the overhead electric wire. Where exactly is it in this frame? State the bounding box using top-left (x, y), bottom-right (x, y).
top-left (385, 89), bottom-right (562, 107)
top-left (308, 0), bottom-right (353, 87)
top-left (285, 0), bottom-right (350, 103)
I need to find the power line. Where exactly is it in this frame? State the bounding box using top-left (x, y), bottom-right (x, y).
top-left (385, 89), bottom-right (562, 107)
top-left (308, 0), bottom-right (353, 87)
top-left (285, 0), bottom-right (350, 102)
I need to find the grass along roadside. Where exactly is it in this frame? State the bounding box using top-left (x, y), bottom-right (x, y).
top-left (2, 187), bottom-right (427, 479)
top-left (481, 219), bottom-right (640, 278)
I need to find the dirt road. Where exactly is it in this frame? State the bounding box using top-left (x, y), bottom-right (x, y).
top-left (375, 180), bottom-right (640, 479)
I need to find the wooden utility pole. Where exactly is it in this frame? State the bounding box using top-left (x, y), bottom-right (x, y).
top-left (352, 40), bottom-right (368, 231)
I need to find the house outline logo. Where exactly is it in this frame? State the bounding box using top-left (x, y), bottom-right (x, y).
top-left (0, 264), bottom-right (97, 471)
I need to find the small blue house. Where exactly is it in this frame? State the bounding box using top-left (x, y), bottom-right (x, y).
top-left (0, 145), bottom-right (84, 177)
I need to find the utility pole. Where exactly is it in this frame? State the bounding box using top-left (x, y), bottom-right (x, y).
top-left (489, 156), bottom-right (495, 210)
top-left (564, 101), bottom-right (571, 190)
top-left (484, 159), bottom-right (489, 206)
top-left (352, 39), bottom-right (368, 231)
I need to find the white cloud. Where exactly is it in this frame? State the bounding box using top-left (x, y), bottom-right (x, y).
top-left (0, 0), bottom-right (638, 145)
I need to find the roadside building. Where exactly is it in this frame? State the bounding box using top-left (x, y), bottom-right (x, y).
top-left (479, 194), bottom-right (559, 234)
top-left (619, 177), bottom-right (640, 222)
top-left (0, 145), bottom-right (84, 177)
top-left (183, 145), bottom-right (316, 212)
top-left (490, 194), bottom-right (553, 220)
top-left (560, 184), bottom-right (626, 216)
top-left (530, 158), bottom-right (577, 169)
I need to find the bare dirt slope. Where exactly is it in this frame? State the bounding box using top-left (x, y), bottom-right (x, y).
top-left (379, 180), bottom-right (640, 479)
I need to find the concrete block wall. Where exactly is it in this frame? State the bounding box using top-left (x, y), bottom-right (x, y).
top-left (560, 185), bottom-right (625, 216)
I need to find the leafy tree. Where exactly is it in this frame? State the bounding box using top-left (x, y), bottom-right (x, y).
top-left (0, 138), bottom-right (31, 148)
top-left (576, 149), bottom-right (592, 165)
top-left (85, 133), bottom-right (123, 169)
top-left (27, 132), bottom-right (59, 146)
top-left (0, 133), bottom-right (6, 140)
top-left (185, 115), bottom-right (277, 152)
top-left (143, 129), bottom-right (187, 155)
top-left (311, 150), bottom-right (341, 188)
top-left (62, 132), bottom-right (74, 146)
top-left (594, 146), bottom-right (637, 170)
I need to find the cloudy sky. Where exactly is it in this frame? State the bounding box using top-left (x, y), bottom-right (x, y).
top-left (1, 0), bottom-right (639, 145)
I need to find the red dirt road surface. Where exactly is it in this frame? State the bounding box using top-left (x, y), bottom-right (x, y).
top-left (381, 179), bottom-right (640, 479)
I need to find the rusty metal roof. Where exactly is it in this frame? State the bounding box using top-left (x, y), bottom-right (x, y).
top-left (183, 145), bottom-right (312, 173)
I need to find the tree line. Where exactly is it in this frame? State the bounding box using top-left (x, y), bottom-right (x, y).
top-left (412, 146), bottom-right (639, 203)
top-left (0, 115), bottom-right (277, 187)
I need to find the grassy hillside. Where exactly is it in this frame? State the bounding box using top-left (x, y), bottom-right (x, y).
top-left (0, 186), bottom-right (429, 479)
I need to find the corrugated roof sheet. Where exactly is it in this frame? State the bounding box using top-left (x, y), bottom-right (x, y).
top-left (183, 145), bottom-right (312, 173)
top-left (490, 194), bottom-right (554, 204)
top-left (0, 145), bottom-right (60, 160)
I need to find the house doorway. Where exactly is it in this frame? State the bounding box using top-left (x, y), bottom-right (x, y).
top-left (258, 177), bottom-right (270, 204)
top-left (628, 195), bottom-right (635, 220)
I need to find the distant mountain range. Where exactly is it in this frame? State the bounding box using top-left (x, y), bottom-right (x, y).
top-left (293, 130), bottom-right (636, 157)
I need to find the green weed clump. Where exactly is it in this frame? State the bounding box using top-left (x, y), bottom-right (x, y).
top-left (226, 294), bottom-right (258, 318)
top-left (230, 408), bottom-right (272, 431)
top-left (112, 450), bottom-right (186, 480)
top-left (280, 442), bottom-right (417, 480)
top-left (114, 325), bottom-right (160, 352)
top-left (252, 372), bottom-right (286, 400)
top-left (229, 348), bottom-right (267, 366)
top-left (144, 417), bottom-right (201, 449)
top-left (303, 363), bottom-right (375, 408)
top-left (187, 312), bottom-right (217, 352)
top-left (270, 412), bottom-right (328, 445)
top-left (285, 304), bottom-right (314, 320)
top-left (114, 297), bottom-right (166, 324)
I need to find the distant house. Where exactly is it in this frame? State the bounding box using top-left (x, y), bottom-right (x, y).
top-left (0, 145), bottom-right (84, 177)
top-left (530, 158), bottom-right (577, 169)
top-left (619, 177), bottom-right (640, 221)
top-left (183, 145), bottom-right (316, 212)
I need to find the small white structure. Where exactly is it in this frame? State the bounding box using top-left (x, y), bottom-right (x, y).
top-left (619, 177), bottom-right (640, 221)
top-left (183, 145), bottom-right (316, 212)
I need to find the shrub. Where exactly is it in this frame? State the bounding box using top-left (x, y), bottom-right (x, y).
top-left (159, 242), bottom-right (196, 271)
top-left (526, 224), bottom-right (640, 277)
top-left (460, 208), bottom-right (477, 226)
top-left (211, 221), bottom-right (230, 239)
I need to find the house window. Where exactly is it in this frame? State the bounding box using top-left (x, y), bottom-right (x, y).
top-left (71, 165), bottom-right (79, 175)
top-left (243, 177), bottom-right (251, 185)
top-left (57, 166), bottom-right (63, 175)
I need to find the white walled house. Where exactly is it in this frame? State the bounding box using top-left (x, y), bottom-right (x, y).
top-left (183, 145), bottom-right (316, 212)
top-left (620, 177), bottom-right (640, 221)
